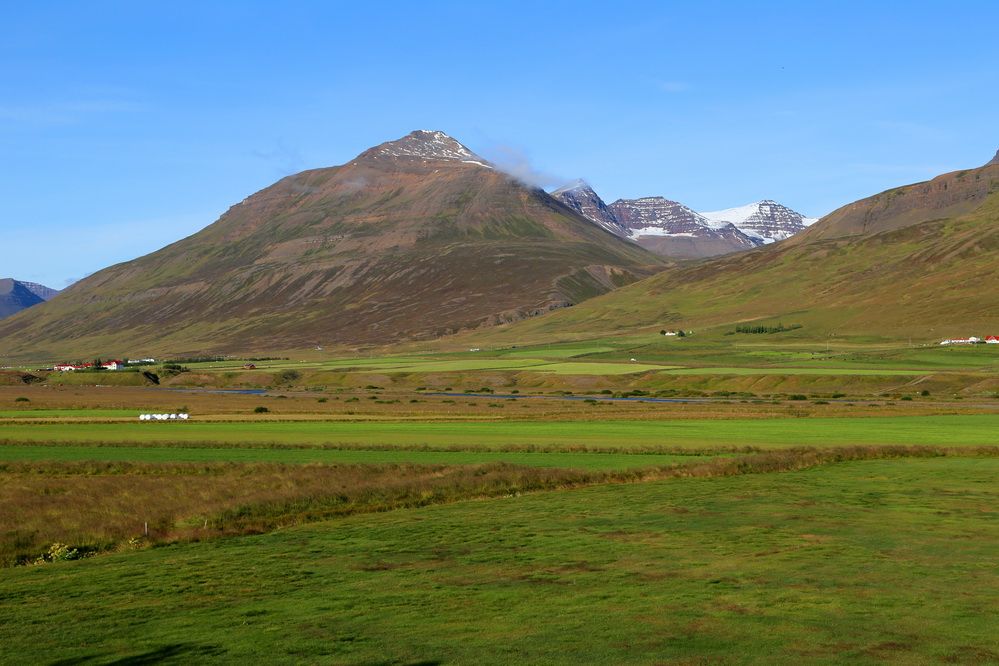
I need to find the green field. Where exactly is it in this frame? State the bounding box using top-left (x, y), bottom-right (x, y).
top-left (2, 456), bottom-right (996, 663)
top-left (2, 415), bottom-right (997, 450)
top-left (0, 409), bottom-right (145, 419)
top-left (660, 366), bottom-right (929, 376)
top-left (0, 445), bottom-right (702, 470)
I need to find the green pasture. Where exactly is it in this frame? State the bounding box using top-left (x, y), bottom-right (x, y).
top-left (0, 409), bottom-right (145, 419)
top-left (2, 415), bottom-right (997, 450)
top-left (0, 445), bottom-right (700, 470)
top-left (2, 456), bottom-right (995, 663)
top-left (660, 366), bottom-right (929, 376)
top-left (188, 355), bottom-right (673, 375)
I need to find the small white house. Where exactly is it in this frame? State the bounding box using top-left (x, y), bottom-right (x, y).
top-left (940, 337), bottom-right (980, 346)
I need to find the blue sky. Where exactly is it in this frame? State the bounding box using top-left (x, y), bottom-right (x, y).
top-left (3, 1), bottom-right (998, 287)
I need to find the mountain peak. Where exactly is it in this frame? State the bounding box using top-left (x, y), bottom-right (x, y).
top-left (368, 129), bottom-right (487, 164)
top-left (987, 149), bottom-right (999, 166)
top-left (701, 200), bottom-right (816, 243)
top-left (552, 179), bottom-right (592, 194)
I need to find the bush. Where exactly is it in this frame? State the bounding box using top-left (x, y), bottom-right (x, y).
top-left (920, 390), bottom-right (931, 397)
top-left (276, 369), bottom-right (301, 384)
top-left (14, 397), bottom-right (29, 403)
top-left (253, 406), bottom-right (269, 414)
top-left (788, 394), bottom-right (808, 401)
top-left (317, 397), bottom-right (328, 403)
top-left (35, 542), bottom-right (81, 564)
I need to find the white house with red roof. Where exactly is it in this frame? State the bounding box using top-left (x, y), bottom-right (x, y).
top-left (54, 360), bottom-right (125, 371)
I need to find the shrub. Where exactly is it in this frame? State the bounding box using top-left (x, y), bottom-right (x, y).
top-left (920, 390), bottom-right (931, 397)
top-left (35, 542), bottom-right (81, 564)
top-left (317, 397), bottom-right (328, 403)
top-left (788, 394), bottom-right (808, 401)
top-left (253, 406), bottom-right (269, 414)
top-left (14, 397), bottom-right (29, 403)
top-left (276, 369), bottom-right (301, 384)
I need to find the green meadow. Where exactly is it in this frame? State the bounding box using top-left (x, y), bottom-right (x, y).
top-left (0, 444), bottom-right (700, 470)
top-left (2, 456), bottom-right (996, 664)
top-left (2, 415), bottom-right (997, 450)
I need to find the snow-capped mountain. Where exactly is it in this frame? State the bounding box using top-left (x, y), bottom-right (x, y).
top-left (701, 200), bottom-right (817, 244)
top-left (608, 197), bottom-right (717, 237)
top-left (552, 182), bottom-right (760, 258)
top-left (551, 180), bottom-right (630, 237)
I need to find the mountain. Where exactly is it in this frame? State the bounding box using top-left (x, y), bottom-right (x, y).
top-left (477, 153), bottom-right (999, 343)
top-left (0, 280), bottom-right (58, 319)
top-left (550, 180), bottom-right (629, 237)
top-left (0, 130), bottom-right (663, 357)
top-left (797, 152), bottom-right (999, 243)
top-left (552, 183), bottom-right (768, 259)
top-left (19, 281), bottom-right (60, 301)
top-left (701, 200), bottom-right (818, 244)
top-left (608, 197), bottom-right (759, 258)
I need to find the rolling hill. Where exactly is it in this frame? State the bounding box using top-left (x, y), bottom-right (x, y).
top-left (0, 131), bottom-right (662, 358)
top-left (472, 154), bottom-right (999, 344)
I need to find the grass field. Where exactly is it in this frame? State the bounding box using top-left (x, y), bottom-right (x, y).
top-left (2, 456), bottom-right (996, 663)
top-left (3, 378), bottom-right (997, 663)
top-left (0, 444), bottom-right (700, 470)
top-left (2, 415), bottom-right (997, 450)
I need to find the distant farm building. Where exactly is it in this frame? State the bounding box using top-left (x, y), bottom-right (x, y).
top-left (54, 359), bottom-right (125, 371)
top-left (987, 336), bottom-right (999, 344)
top-left (940, 337), bottom-right (980, 345)
top-left (243, 363), bottom-right (257, 369)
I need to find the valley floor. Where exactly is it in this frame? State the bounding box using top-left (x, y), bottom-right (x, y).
top-left (1, 338), bottom-right (996, 663)
top-left (1, 456), bottom-right (996, 664)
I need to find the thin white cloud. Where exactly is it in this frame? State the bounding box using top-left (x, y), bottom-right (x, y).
top-left (478, 143), bottom-right (564, 189)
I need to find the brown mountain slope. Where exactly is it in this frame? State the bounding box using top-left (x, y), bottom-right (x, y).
top-left (468, 156), bottom-right (999, 345)
top-left (795, 157), bottom-right (999, 242)
top-left (0, 131), bottom-right (662, 358)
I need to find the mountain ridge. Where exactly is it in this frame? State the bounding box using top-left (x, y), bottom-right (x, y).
top-left (0, 279), bottom-right (58, 320)
top-left (551, 181), bottom-right (814, 258)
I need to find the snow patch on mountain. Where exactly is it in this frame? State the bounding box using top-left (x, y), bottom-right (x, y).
top-left (374, 130), bottom-right (488, 165)
top-left (701, 200), bottom-right (816, 243)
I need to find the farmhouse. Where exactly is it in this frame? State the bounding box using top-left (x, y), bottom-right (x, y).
top-left (939, 337), bottom-right (981, 346)
top-left (53, 359), bottom-right (125, 371)
top-left (987, 336), bottom-right (999, 344)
